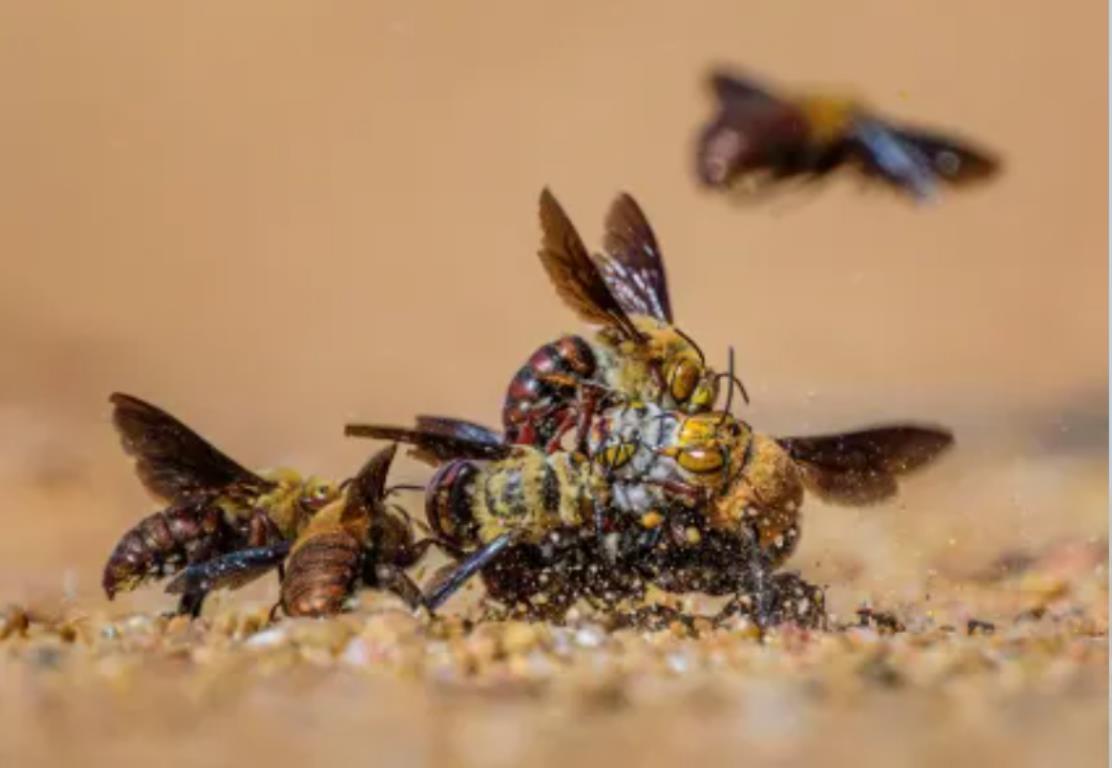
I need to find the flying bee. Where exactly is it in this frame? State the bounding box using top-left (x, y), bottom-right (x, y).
top-left (504, 188), bottom-right (748, 452)
top-left (696, 69), bottom-right (1000, 200)
top-left (103, 393), bottom-right (339, 616)
top-left (165, 444), bottom-right (433, 618)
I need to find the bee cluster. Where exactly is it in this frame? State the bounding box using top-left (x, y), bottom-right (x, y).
top-left (102, 68), bottom-right (997, 630)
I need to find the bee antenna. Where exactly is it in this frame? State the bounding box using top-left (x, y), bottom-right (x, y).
top-left (385, 483), bottom-right (426, 497)
top-left (717, 347), bottom-right (737, 425)
top-left (674, 326), bottom-right (706, 365)
top-left (714, 346), bottom-right (751, 422)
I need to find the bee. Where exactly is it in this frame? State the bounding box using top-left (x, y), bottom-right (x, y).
top-left (348, 400), bottom-right (954, 627)
top-left (346, 418), bottom-right (647, 619)
top-left (103, 393), bottom-right (339, 616)
top-left (590, 401), bottom-right (954, 624)
top-left (165, 445), bottom-right (432, 618)
top-left (503, 189), bottom-right (746, 452)
top-left (696, 69), bottom-right (1000, 200)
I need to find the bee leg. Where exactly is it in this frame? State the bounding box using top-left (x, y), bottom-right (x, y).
top-left (423, 533), bottom-right (517, 611)
top-left (267, 601), bottom-right (283, 624)
top-left (370, 563), bottom-right (425, 611)
top-left (543, 409), bottom-right (580, 454)
top-left (569, 381), bottom-right (611, 454)
top-left (165, 543), bottom-right (291, 618)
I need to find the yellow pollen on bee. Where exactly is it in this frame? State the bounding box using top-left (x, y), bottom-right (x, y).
top-left (640, 511), bottom-right (665, 529)
top-left (684, 527), bottom-right (702, 545)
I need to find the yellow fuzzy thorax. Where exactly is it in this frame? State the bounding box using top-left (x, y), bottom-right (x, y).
top-left (597, 316), bottom-right (715, 410)
top-left (254, 468), bottom-right (340, 540)
top-left (794, 94), bottom-right (860, 145)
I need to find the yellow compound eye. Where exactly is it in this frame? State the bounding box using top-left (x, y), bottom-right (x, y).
top-left (674, 446), bottom-right (725, 474)
top-left (667, 358), bottom-right (700, 403)
top-left (600, 441), bottom-right (636, 470)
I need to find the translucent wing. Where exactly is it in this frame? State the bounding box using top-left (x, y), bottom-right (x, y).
top-left (110, 392), bottom-right (272, 502)
top-left (597, 192), bottom-right (673, 322)
top-left (537, 188), bottom-right (646, 342)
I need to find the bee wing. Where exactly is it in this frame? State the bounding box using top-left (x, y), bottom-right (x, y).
top-left (697, 72), bottom-right (805, 188)
top-left (885, 125), bottom-right (1000, 185)
top-left (164, 542), bottom-right (291, 596)
top-left (846, 117), bottom-right (941, 200)
top-left (110, 392), bottom-right (273, 502)
top-left (597, 192), bottom-right (673, 323)
top-left (779, 425), bottom-right (953, 505)
top-left (343, 444), bottom-right (397, 520)
top-left (538, 188), bottom-right (646, 342)
top-left (707, 70), bottom-right (779, 106)
top-left (344, 422), bottom-right (513, 465)
top-left (414, 415), bottom-right (505, 446)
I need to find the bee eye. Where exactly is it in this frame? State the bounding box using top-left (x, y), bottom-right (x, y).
top-left (675, 447), bottom-right (725, 474)
top-left (667, 359), bottom-right (700, 403)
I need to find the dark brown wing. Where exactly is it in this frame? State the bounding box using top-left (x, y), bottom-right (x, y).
top-left (538, 188), bottom-right (645, 342)
top-left (344, 422), bottom-right (513, 465)
top-left (344, 444), bottom-right (397, 520)
top-left (697, 72), bottom-right (805, 187)
top-left (888, 125), bottom-right (1000, 185)
top-left (597, 192), bottom-right (673, 323)
top-left (780, 425), bottom-right (953, 505)
top-left (110, 392), bottom-right (273, 502)
top-left (707, 70), bottom-right (779, 106)
top-left (415, 415), bottom-right (505, 446)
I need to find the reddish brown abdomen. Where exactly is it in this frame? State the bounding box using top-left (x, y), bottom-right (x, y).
top-left (502, 335), bottom-right (596, 447)
top-left (281, 532), bottom-right (363, 617)
top-left (102, 500), bottom-right (230, 598)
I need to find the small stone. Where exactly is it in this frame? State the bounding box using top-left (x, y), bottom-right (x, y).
top-left (244, 627), bottom-right (288, 649)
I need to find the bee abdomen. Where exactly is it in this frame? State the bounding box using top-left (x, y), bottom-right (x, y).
top-left (102, 502), bottom-right (226, 598)
top-left (426, 459), bottom-right (480, 547)
top-left (503, 335), bottom-right (596, 444)
top-left (281, 532), bottom-right (363, 617)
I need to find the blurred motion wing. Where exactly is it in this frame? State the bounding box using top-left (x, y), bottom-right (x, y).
top-left (886, 125), bottom-right (1000, 185)
top-left (847, 118), bottom-right (938, 199)
top-left (538, 188), bottom-right (646, 342)
top-left (779, 425), bottom-right (953, 505)
top-left (598, 192), bottom-right (673, 322)
top-left (110, 392), bottom-right (273, 502)
top-left (707, 70), bottom-right (779, 105)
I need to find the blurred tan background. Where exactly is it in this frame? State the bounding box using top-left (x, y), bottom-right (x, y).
top-left (0, 0), bottom-right (1105, 610)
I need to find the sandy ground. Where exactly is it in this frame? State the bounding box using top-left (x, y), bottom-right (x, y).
top-left (0, 1), bottom-right (1107, 766)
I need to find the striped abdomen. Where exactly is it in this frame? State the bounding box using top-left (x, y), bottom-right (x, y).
top-left (102, 500), bottom-right (231, 598)
top-left (426, 459), bottom-right (481, 548)
top-left (281, 532), bottom-right (363, 617)
top-left (502, 335), bottom-right (597, 447)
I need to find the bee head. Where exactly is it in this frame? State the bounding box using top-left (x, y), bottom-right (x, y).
top-left (298, 476), bottom-right (340, 513)
top-left (644, 324), bottom-right (720, 412)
